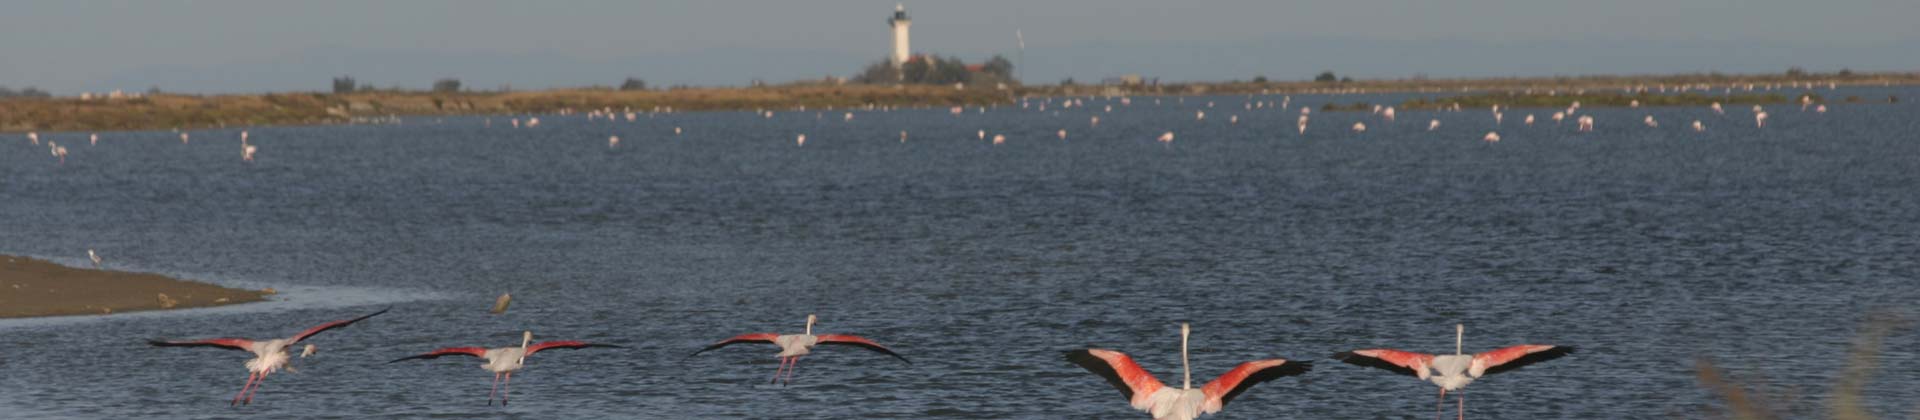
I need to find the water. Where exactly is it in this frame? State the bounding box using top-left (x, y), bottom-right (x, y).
top-left (3, 88), bottom-right (1917, 419)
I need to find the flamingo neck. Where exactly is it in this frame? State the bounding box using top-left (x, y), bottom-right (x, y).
top-left (1181, 323), bottom-right (1192, 390)
top-left (1455, 324), bottom-right (1464, 355)
top-left (805, 318), bottom-right (814, 336)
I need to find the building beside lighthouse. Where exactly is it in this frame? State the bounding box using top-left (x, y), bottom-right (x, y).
top-left (888, 4), bottom-right (911, 67)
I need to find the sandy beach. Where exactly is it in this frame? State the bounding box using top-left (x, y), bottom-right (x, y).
top-left (0, 255), bottom-right (266, 318)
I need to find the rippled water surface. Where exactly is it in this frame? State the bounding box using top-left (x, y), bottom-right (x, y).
top-left (3, 89), bottom-right (1918, 419)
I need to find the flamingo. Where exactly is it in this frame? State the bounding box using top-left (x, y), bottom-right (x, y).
top-left (1058, 129), bottom-right (1068, 140)
top-left (675, 127), bottom-right (682, 135)
top-left (993, 134), bottom-right (1006, 145)
top-left (1384, 107), bottom-right (1396, 122)
top-left (27, 131), bottom-right (38, 145)
top-left (1524, 114), bottom-right (1534, 126)
top-left (1229, 115), bottom-right (1238, 125)
top-left (1755, 112), bottom-right (1768, 128)
top-left (609, 136), bottom-right (620, 149)
top-left (1333, 325), bottom-right (1573, 420)
top-left (844, 112), bottom-right (854, 122)
top-left (796, 134), bottom-right (807, 147)
top-left (1091, 116), bottom-right (1101, 127)
top-left (90, 133), bottom-right (98, 146)
top-left (1428, 119), bottom-right (1440, 131)
top-left (1577, 116), bottom-right (1594, 132)
top-left (1692, 120), bottom-right (1705, 132)
top-left (390, 331), bottom-right (622, 405)
top-left (526, 117), bottom-right (540, 128)
top-left (1159, 132), bottom-right (1175, 144)
top-left (1065, 323), bottom-right (1311, 420)
top-left (1297, 116), bottom-right (1309, 135)
top-left (242, 145), bottom-right (257, 162)
top-left (1552, 112), bottom-right (1565, 125)
top-left (1196, 110), bottom-right (1205, 121)
top-left (978, 130), bottom-right (986, 140)
top-left (1352, 122), bottom-right (1366, 133)
top-left (900, 131), bottom-right (909, 143)
top-left (1644, 116), bottom-right (1658, 128)
top-left (690, 314), bottom-right (909, 386)
top-left (149, 308), bottom-right (388, 406)
top-left (88, 249), bottom-right (102, 268)
top-left (1711, 102), bottom-right (1724, 115)
top-left (1816, 104), bottom-right (1827, 114)
top-left (50, 143), bottom-right (67, 165)
top-left (1482, 132), bottom-right (1500, 143)
top-left (181, 132), bottom-right (190, 144)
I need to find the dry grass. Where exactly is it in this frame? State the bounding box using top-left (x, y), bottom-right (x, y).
top-left (1696, 312), bottom-right (1911, 420)
top-left (0, 84), bottom-right (1010, 132)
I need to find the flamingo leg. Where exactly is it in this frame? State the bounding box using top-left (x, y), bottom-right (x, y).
top-left (1436, 388), bottom-right (1445, 420)
top-left (232, 372), bottom-right (258, 407)
top-left (770, 357), bottom-right (790, 384)
top-left (784, 357), bottom-right (800, 386)
top-left (1457, 389), bottom-right (1465, 420)
top-left (488, 372), bottom-right (500, 406)
top-left (502, 371), bottom-right (512, 406)
top-left (246, 373), bottom-right (267, 405)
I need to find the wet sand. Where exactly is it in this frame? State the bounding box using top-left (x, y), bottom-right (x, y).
top-left (0, 255), bottom-right (266, 318)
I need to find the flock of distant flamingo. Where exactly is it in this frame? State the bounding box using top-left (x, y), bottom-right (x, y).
top-left (12, 85), bottom-right (1845, 169)
top-left (145, 306), bottom-right (1567, 419)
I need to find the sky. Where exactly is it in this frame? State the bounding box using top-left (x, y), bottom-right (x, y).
top-left (3, 0), bottom-right (1916, 94)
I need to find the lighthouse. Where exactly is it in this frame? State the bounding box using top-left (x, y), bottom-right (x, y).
top-left (888, 4), bottom-right (911, 67)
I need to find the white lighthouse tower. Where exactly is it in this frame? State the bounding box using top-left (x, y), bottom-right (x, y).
top-left (888, 4), bottom-right (911, 67)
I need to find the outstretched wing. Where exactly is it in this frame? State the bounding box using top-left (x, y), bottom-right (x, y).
top-left (1472, 345), bottom-right (1573, 377)
top-left (290, 307), bottom-right (391, 344)
top-left (1202, 359), bottom-right (1312, 412)
top-left (689, 333), bottom-right (778, 356)
top-left (527, 341), bottom-right (624, 356)
top-left (1333, 349), bottom-right (1434, 379)
top-left (388, 347), bottom-right (488, 363)
top-left (149, 338), bottom-right (254, 351)
top-left (815, 334), bottom-right (910, 364)
top-left (1065, 349), bottom-right (1166, 408)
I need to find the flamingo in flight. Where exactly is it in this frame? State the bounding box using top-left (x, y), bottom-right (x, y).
top-left (1332, 325), bottom-right (1573, 420)
top-left (690, 314), bottom-right (909, 386)
top-left (148, 308), bottom-right (389, 406)
top-left (1065, 323), bottom-right (1310, 420)
top-left (389, 331), bottom-right (622, 405)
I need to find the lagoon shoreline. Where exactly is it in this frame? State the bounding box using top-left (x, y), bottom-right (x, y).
top-left (0, 255), bottom-right (267, 318)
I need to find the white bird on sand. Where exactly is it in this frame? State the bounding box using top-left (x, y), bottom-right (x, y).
top-left (1755, 112), bottom-right (1768, 128)
top-left (1428, 119), bottom-right (1441, 131)
top-left (88, 249), bottom-right (102, 268)
top-left (1066, 323), bottom-right (1311, 420)
top-left (149, 308), bottom-right (388, 406)
top-left (1692, 120), bottom-right (1705, 132)
top-left (691, 314), bottom-right (909, 386)
top-left (1333, 325), bottom-right (1573, 420)
top-left (1352, 122), bottom-right (1367, 133)
top-left (390, 331), bottom-right (621, 405)
top-left (1482, 132), bottom-right (1500, 143)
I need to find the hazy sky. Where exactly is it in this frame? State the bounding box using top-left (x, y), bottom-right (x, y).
top-left (4, 0), bottom-right (1916, 94)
